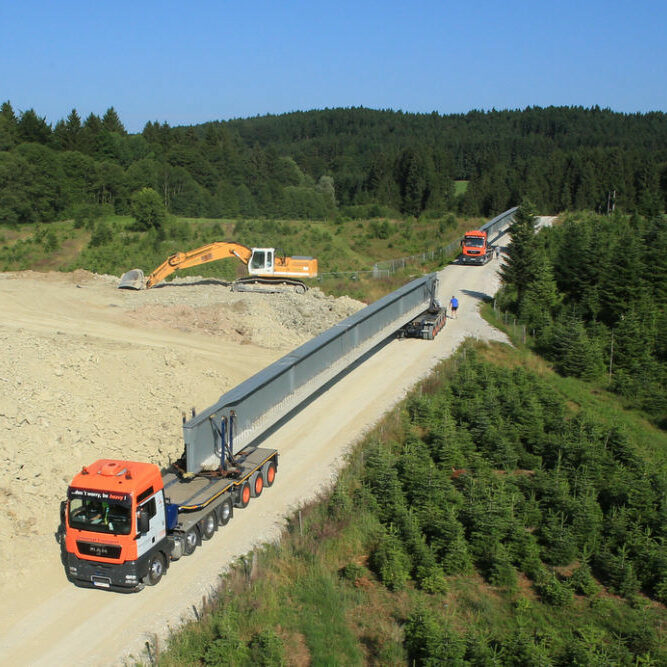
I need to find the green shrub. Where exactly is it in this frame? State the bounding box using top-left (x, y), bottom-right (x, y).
top-left (248, 629), bottom-right (286, 666)
top-left (370, 528), bottom-right (412, 591)
top-left (404, 607), bottom-right (466, 665)
top-left (340, 562), bottom-right (366, 583)
top-left (535, 571), bottom-right (573, 606)
top-left (568, 563), bottom-right (601, 596)
top-left (130, 187), bottom-right (166, 231)
top-left (202, 630), bottom-right (249, 666)
top-left (43, 229), bottom-right (59, 252)
top-left (89, 221), bottom-right (112, 248)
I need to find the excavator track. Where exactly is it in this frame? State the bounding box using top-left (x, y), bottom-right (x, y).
top-left (231, 277), bottom-right (307, 294)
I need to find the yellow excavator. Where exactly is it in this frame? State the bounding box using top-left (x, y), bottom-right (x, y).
top-left (118, 242), bottom-right (318, 293)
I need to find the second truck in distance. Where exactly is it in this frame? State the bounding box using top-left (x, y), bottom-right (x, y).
top-left (459, 229), bottom-right (496, 265)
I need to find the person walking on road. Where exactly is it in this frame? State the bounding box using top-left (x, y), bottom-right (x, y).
top-left (449, 295), bottom-right (459, 319)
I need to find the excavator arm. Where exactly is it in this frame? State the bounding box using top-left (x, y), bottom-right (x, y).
top-left (145, 242), bottom-right (254, 288)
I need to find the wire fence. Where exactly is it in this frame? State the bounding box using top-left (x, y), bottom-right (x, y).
top-left (369, 238), bottom-right (463, 279)
top-left (317, 207), bottom-right (518, 281)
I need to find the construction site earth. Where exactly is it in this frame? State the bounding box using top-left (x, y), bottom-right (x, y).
top-left (0, 220), bottom-right (555, 665)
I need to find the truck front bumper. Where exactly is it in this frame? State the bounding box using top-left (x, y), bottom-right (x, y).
top-left (459, 254), bottom-right (486, 265)
top-left (65, 552), bottom-right (146, 592)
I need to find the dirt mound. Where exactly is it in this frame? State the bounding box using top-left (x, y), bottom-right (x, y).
top-left (122, 284), bottom-right (363, 348)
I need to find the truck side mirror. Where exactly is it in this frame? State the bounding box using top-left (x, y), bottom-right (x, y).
top-left (137, 509), bottom-right (150, 535)
top-left (60, 500), bottom-right (67, 526)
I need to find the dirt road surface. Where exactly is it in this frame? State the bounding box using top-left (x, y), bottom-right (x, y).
top-left (0, 225), bottom-right (526, 665)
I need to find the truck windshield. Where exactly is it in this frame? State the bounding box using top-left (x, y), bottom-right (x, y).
top-left (464, 237), bottom-right (485, 247)
top-left (69, 497), bottom-right (131, 535)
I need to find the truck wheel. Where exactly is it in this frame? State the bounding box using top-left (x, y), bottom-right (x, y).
top-left (236, 482), bottom-right (251, 508)
top-left (183, 527), bottom-right (199, 555)
top-left (144, 553), bottom-right (165, 586)
top-left (263, 461), bottom-right (277, 487)
top-left (252, 472), bottom-right (264, 498)
top-left (201, 511), bottom-right (217, 540)
top-left (217, 498), bottom-right (233, 526)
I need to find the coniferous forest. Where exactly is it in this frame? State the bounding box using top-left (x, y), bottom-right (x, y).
top-left (498, 203), bottom-right (666, 427)
top-left (0, 103), bottom-right (666, 224)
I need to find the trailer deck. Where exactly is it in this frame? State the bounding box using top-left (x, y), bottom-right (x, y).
top-left (163, 446), bottom-right (277, 528)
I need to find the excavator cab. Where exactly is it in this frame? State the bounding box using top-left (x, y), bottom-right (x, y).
top-left (248, 248), bottom-right (276, 276)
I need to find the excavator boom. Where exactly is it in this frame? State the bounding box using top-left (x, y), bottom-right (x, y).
top-left (144, 242), bottom-right (253, 289)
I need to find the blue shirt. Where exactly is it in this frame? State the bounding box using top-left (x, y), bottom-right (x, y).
top-left (451, 298), bottom-right (459, 308)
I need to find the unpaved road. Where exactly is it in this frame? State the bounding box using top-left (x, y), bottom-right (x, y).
top-left (0, 226), bottom-right (524, 666)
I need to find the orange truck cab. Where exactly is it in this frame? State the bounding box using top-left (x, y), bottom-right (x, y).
top-left (64, 459), bottom-right (171, 590)
top-left (62, 444), bottom-right (279, 591)
top-left (460, 230), bottom-right (494, 265)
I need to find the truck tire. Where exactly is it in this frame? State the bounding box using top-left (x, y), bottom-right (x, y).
top-left (263, 461), bottom-right (277, 487)
top-left (183, 527), bottom-right (199, 555)
top-left (251, 472), bottom-right (264, 498)
top-left (235, 482), bottom-right (251, 508)
top-left (201, 511), bottom-right (217, 540)
top-left (217, 497), bottom-right (233, 526)
top-left (144, 553), bottom-right (166, 586)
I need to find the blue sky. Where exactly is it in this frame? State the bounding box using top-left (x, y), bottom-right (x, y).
top-left (1, 0), bottom-right (665, 133)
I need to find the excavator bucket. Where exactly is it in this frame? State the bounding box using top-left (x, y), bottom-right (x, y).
top-left (118, 269), bottom-right (146, 290)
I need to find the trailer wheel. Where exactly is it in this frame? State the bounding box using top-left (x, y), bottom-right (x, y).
top-left (217, 497), bottom-right (233, 526)
top-left (183, 527), bottom-right (199, 555)
top-left (235, 482), bottom-right (251, 508)
top-left (251, 472), bottom-right (264, 498)
top-left (263, 461), bottom-right (277, 487)
top-left (201, 511), bottom-right (217, 540)
top-left (144, 553), bottom-right (166, 586)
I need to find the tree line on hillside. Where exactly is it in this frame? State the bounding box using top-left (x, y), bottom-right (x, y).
top-left (498, 202), bottom-right (666, 426)
top-left (0, 102), bottom-right (665, 226)
top-left (361, 355), bottom-right (666, 664)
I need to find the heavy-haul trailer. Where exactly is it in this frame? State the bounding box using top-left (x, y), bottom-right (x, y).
top-left (397, 306), bottom-right (447, 340)
top-left (62, 416), bottom-right (277, 591)
top-left (397, 276), bottom-right (447, 340)
top-left (61, 272), bottom-right (442, 591)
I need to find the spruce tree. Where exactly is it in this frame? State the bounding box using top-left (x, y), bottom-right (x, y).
top-left (0, 100), bottom-right (18, 150)
top-left (519, 250), bottom-right (562, 331)
top-left (500, 199), bottom-right (540, 306)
